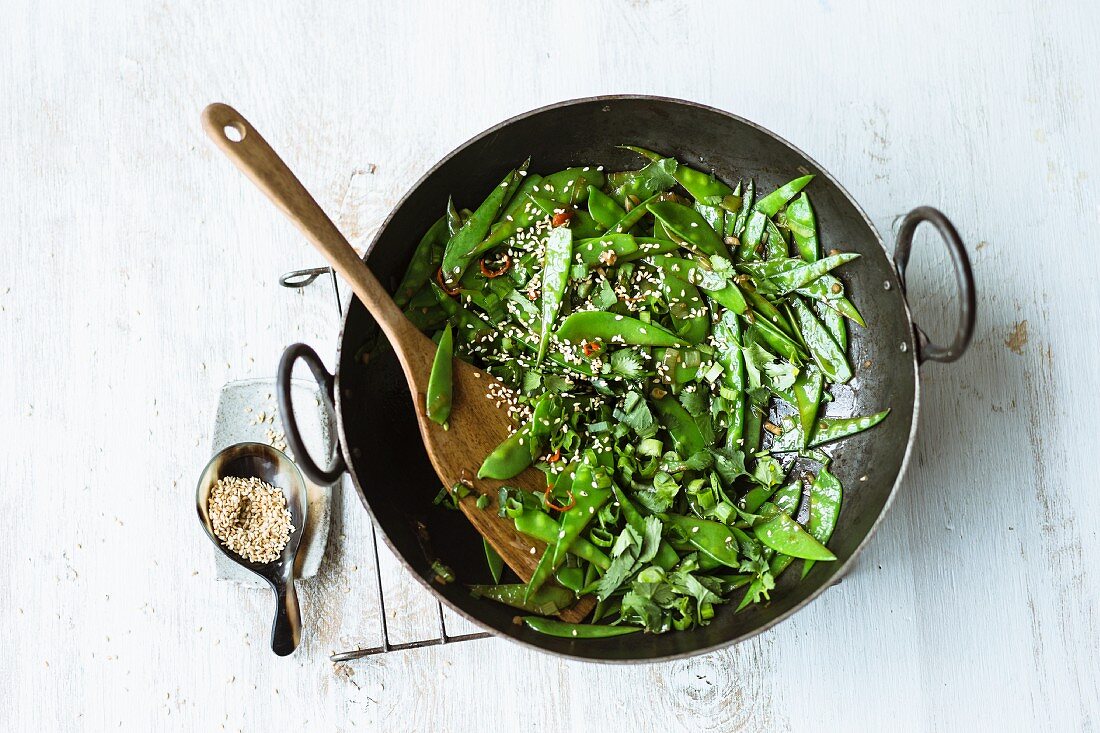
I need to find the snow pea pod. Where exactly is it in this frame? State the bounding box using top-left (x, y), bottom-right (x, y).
top-left (786, 192), bottom-right (818, 261)
top-left (660, 272), bottom-right (709, 345)
top-left (771, 480), bottom-right (803, 516)
top-left (483, 538), bottom-right (504, 584)
top-left (695, 202), bottom-right (725, 235)
top-left (394, 215), bottom-right (447, 307)
top-left (713, 311), bottom-right (746, 448)
top-left (740, 253), bottom-right (861, 295)
top-left (647, 255), bottom-right (748, 315)
top-left (814, 299), bottom-right (849, 351)
top-left (537, 167), bottom-right (606, 204)
top-left (623, 145), bottom-right (733, 205)
top-left (477, 425), bottom-right (534, 480)
top-left (748, 318), bottom-right (806, 364)
top-left (736, 211), bottom-right (768, 261)
top-left (755, 174), bottom-right (814, 217)
top-left (790, 298), bottom-right (852, 383)
top-left (425, 324), bottom-right (454, 426)
top-left (575, 235), bottom-right (679, 268)
top-left (663, 514), bottom-right (741, 569)
top-left (753, 504), bottom-right (836, 561)
top-left (537, 226), bottom-right (573, 365)
top-left (550, 464), bottom-right (611, 567)
top-left (473, 174), bottom-right (545, 253)
top-left (522, 617), bottom-right (640, 638)
top-left (587, 185), bottom-right (626, 229)
top-left (802, 467), bottom-right (842, 577)
top-left (810, 409), bottom-right (890, 446)
top-left (441, 162), bottom-right (527, 285)
top-left (513, 509), bottom-right (611, 570)
top-left (764, 219), bottom-right (789, 260)
top-left (797, 274), bottom-right (866, 327)
top-left (651, 394), bottom-right (706, 456)
top-left (604, 192), bottom-right (662, 234)
top-left (556, 312), bottom-right (686, 348)
top-left (792, 366), bottom-right (823, 446)
top-left (470, 584), bottom-right (575, 615)
top-left (446, 197), bottom-right (463, 238)
top-left (733, 178), bottom-right (754, 237)
top-left (648, 200), bottom-right (730, 259)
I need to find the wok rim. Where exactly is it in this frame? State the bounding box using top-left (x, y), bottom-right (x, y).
top-left (333, 94), bottom-right (922, 663)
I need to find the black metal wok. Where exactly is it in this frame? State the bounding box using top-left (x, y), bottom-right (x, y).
top-left (277, 96), bottom-right (975, 662)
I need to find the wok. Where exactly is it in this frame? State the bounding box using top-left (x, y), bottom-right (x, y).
top-left (276, 96), bottom-right (975, 662)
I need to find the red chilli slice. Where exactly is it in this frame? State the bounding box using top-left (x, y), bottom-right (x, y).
top-left (479, 253), bottom-right (512, 278)
top-left (544, 484), bottom-right (576, 512)
top-left (435, 267), bottom-right (461, 296)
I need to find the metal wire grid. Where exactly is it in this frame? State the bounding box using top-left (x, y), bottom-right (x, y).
top-left (280, 266), bottom-right (490, 662)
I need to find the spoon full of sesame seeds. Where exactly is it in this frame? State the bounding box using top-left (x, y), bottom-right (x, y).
top-left (202, 104), bottom-right (594, 622)
top-left (196, 442), bottom-right (307, 655)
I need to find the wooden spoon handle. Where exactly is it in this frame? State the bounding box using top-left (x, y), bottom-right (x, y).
top-left (200, 103), bottom-right (415, 351)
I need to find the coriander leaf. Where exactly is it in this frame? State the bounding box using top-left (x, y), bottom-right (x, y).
top-left (610, 349), bottom-right (646, 379)
top-left (711, 446), bottom-right (748, 484)
top-left (752, 455), bottom-right (785, 488)
top-left (639, 515), bottom-right (663, 564)
top-left (679, 388), bottom-right (708, 417)
top-left (763, 360), bottom-right (798, 392)
top-left (619, 394), bottom-right (658, 438)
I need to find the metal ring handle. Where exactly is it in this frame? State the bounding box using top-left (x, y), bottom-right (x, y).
top-left (277, 343), bottom-right (347, 484)
top-left (279, 266), bottom-right (331, 288)
top-left (893, 207), bottom-right (976, 363)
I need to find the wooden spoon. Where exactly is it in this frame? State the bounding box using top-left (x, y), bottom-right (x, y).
top-left (202, 103), bottom-right (593, 622)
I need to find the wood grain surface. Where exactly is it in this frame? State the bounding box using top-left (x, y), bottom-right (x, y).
top-left (2, 1), bottom-right (1097, 730)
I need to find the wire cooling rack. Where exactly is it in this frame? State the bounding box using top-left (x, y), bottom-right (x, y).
top-left (280, 266), bottom-right (491, 662)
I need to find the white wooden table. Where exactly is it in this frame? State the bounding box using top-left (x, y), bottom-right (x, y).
top-left (4, 1), bottom-right (1098, 729)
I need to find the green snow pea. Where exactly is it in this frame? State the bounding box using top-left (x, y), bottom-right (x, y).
top-left (473, 173), bottom-right (545, 253)
top-left (786, 192), bottom-right (818, 261)
top-left (513, 509), bottom-right (611, 570)
top-left (733, 178), bottom-right (754, 237)
top-left (740, 253), bottom-right (861, 295)
top-left (623, 146), bottom-right (733, 205)
top-left (695, 202), bottom-right (725, 235)
top-left (604, 192), bottom-right (662, 234)
top-left (790, 298), bottom-right (852, 383)
top-left (647, 255), bottom-right (748, 315)
top-left (394, 216), bottom-right (447, 307)
top-left (556, 312), bottom-right (686, 348)
top-left (648, 200), bottom-right (730, 259)
top-left (792, 366), bottom-right (824, 446)
top-left (550, 464), bottom-right (611, 567)
top-left (810, 409), bottom-right (890, 446)
top-left (753, 503), bottom-right (836, 561)
top-left (736, 211), bottom-right (768, 261)
top-left (575, 235), bottom-right (678, 268)
top-left (537, 226), bottom-right (573, 365)
top-left (802, 467), bottom-right (842, 577)
top-left (537, 167), bottom-right (606, 205)
top-left (446, 197), bottom-right (463, 238)
top-left (748, 318), bottom-right (807, 364)
top-left (483, 538), bottom-right (504, 584)
top-left (587, 185), bottom-right (627, 229)
top-left (660, 272), bottom-right (709, 345)
top-left (771, 480), bottom-right (803, 517)
top-left (441, 161), bottom-right (527, 285)
top-left (664, 514), bottom-right (741, 569)
top-left (653, 348), bottom-right (703, 391)
top-left (470, 584), bottom-right (575, 615)
top-left (477, 425), bottom-right (534, 480)
top-left (755, 174), bottom-right (814, 217)
top-left (814, 299), bottom-right (849, 351)
top-left (522, 617), bottom-right (640, 638)
top-left (425, 324), bottom-right (454, 426)
top-left (609, 157), bottom-right (678, 206)
top-left (651, 394), bottom-right (706, 456)
top-left (798, 274), bottom-right (866, 326)
top-left (555, 567), bottom-right (585, 593)
top-left (713, 312), bottom-right (746, 448)
top-left (764, 219), bottom-right (789, 260)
